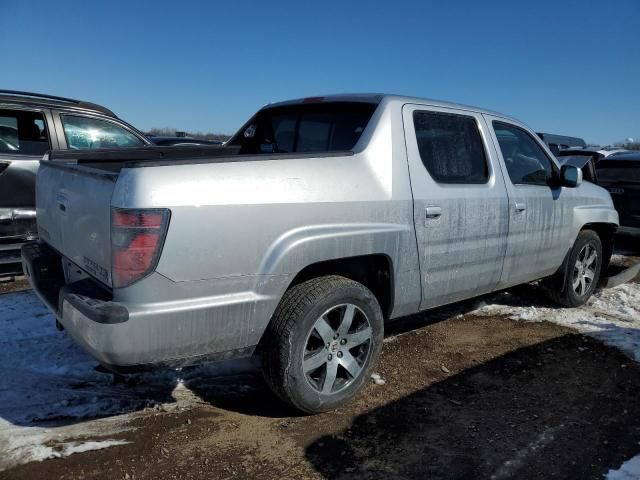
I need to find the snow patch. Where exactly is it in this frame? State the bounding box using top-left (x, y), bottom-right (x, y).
top-left (370, 373), bottom-right (386, 385)
top-left (14, 439), bottom-right (130, 463)
top-left (607, 455), bottom-right (640, 480)
top-left (472, 282), bottom-right (640, 362)
top-left (0, 414), bottom-right (134, 469)
top-left (59, 439), bottom-right (131, 456)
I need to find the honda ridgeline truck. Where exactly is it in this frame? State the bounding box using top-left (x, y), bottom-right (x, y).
top-left (23, 94), bottom-right (618, 413)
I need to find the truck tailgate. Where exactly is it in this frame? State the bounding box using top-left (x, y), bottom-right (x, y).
top-left (36, 161), bottom-right (116, 287)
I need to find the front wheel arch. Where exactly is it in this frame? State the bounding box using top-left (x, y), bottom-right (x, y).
top-left (544, 228), bottom-right (604, 307)
top-left (552, 224), bottom-right (615, 290)
top-left (581, 223), bottom-right (616, 273)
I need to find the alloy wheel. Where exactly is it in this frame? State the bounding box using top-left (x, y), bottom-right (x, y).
top-left (302, 303), bottom-right (372, 394)
top-left (572, 242), bottom-right (598, 297)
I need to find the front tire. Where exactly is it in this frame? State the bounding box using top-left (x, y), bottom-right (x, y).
top-left (261, 275), bottom-right (384, 414)
top-left (548, 229), bottom-right (603, 307)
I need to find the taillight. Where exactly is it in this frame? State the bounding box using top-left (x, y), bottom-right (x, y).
top-left (111, 208), bottom-right (170, 288)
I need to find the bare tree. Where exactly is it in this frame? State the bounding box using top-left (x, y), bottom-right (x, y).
top-left (146, 128), bottom-right (230, 142)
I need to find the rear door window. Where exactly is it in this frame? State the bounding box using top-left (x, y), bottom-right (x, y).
top-left (412, 110), bottom-right (489, 184)
top-left (0, 109), bottom-right (50, 155)
top-left (62, 115), bottom-right (145, 150)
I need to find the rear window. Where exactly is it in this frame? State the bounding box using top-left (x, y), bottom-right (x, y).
top-left (230, 102), bottom-right (377, 154)
top-left (0, 109), bottom-right (49, 155)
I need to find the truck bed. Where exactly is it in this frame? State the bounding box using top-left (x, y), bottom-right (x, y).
top-left (46, 145), bottom-right (354, 171)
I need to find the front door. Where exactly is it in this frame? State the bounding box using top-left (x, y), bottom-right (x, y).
top-left (486, 117), bottom-right (570, 288)
top-left (402, 104), bottom-right (509, 309)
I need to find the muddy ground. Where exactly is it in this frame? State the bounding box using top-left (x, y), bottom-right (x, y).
top-left (3, 313), bottom-right (640, 479)
top-left (2, 237), bottom-right (639, 480)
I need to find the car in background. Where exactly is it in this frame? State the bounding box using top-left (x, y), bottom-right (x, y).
top-left (149, 136), bottom-right (223, 146)
top-left (594, 152), bottom-right (640, 235)
top-left (599, 147), bottom-right (631, 157)
top-left (537, 132), bottom-right (586, 155)
top-left (0, 90), bottom-right (151, 277)
top-left (562, 146), bottom-right (629, 158)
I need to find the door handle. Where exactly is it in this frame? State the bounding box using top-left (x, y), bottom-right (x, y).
top-left (425, 206), bottom-right (442, 219)
top-left (56, 193), bottom-right (68, 214)
top-left (515, 202), bottom-right (526, 212)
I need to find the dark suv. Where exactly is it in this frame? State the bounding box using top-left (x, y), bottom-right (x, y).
top-left (0, 90), bottom-right (151, 276)
top-left (595, 152), bottom-right (640, 235)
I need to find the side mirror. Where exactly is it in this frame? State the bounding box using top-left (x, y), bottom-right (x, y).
top-left (561, 164), bottom-right (582, 188)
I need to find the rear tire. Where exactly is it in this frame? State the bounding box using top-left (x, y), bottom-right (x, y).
top-left (261, 275), bottom-right (384, 414)
top-left (546, 229), bottom-right (602, 307)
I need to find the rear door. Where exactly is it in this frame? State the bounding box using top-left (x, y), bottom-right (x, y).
top-left (0, 107), bottom-right (56, 209)
top-left (486, 117), bottom-right (570, 287)
top-left (402, 104), bottom-right (509, 309)
top-left (0, 107), bottom-right (57, 255)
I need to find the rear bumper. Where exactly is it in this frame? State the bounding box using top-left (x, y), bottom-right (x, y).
top-left (22, 241), bottom-right (273, 371)
top-left (22, 242), bottom-right (125, 323)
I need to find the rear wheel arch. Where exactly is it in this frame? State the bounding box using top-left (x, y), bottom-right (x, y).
top-left (284, 254), bottom-right (394, 320)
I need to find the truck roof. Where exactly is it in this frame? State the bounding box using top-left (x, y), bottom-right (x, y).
top-left (265, 93), bottom-right (520, 123)
top-left (0, 89), bottom-right (117, 117)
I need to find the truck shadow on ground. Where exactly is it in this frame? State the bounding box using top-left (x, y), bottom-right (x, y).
top-left (303, 333), bottom-right (640, 480)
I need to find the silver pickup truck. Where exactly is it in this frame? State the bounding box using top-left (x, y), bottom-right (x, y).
top-left (24, 94), bottom-right (618, 413)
